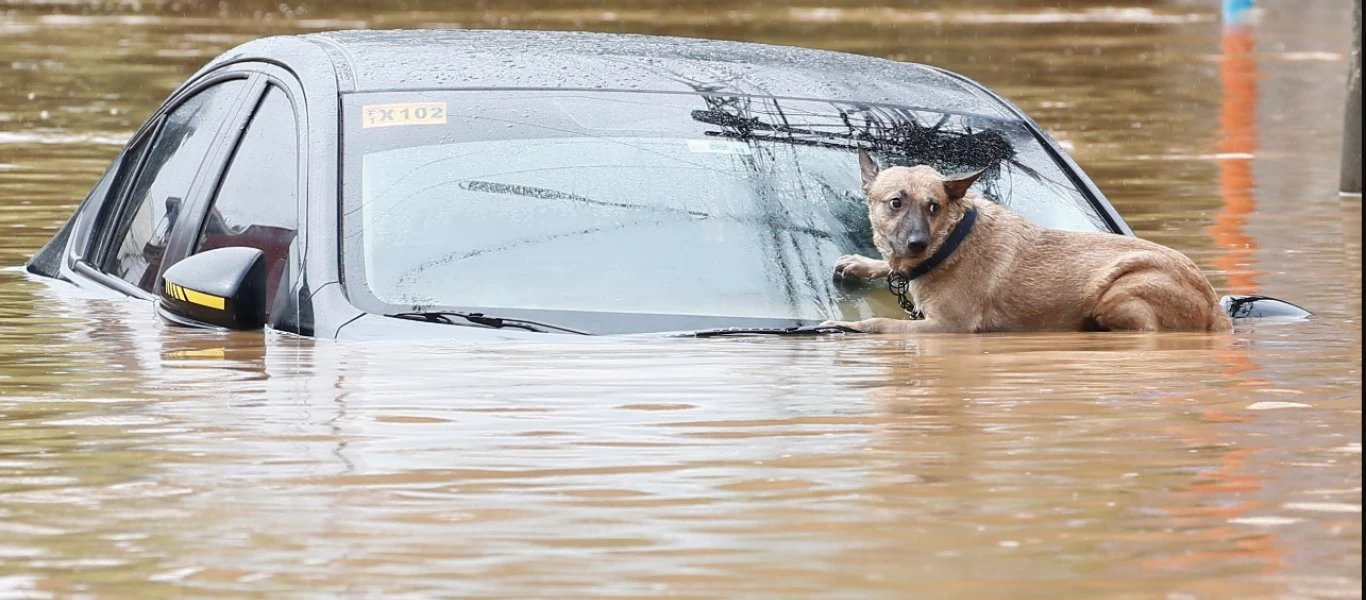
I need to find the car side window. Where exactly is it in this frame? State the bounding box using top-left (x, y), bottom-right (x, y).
top-left (195, 86), bottom-right (300, 316)
top-left (100, 79), bottom-right (247, 291)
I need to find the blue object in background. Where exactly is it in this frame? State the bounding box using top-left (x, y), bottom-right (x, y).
top-left (1223, 0), bottom-right (1256, 25)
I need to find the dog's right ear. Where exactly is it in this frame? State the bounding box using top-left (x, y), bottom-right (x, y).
top-left (858, 149), bottom-right (880, 194)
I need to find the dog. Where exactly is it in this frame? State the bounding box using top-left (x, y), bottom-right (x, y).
top-left (821, 150), bottom-right (1233, 334)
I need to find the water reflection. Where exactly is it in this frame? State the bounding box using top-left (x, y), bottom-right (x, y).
top-left (0, 0), bottom-right (1360, 597)
top-left (1210, 11), bottom-right (1263, 294)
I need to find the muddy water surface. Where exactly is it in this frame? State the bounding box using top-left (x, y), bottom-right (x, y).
top-left (0, 1), bottom-right (1360, 598)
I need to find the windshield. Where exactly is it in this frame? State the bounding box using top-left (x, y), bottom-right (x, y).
top-left (341, 90), bottom-right (1110, 332)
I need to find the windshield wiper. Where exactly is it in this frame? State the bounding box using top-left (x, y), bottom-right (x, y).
top-left (687, 324), bottom-right (862, 338)
top-left (388, 311), bottom-right (593, 335)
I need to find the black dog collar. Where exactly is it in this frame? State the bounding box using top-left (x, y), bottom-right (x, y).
top-left (902, 206), bottom-right (979, 281)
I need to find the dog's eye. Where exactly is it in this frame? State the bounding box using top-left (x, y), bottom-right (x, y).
top-left (927, 202), bottom-right (940, 215)
top-left (889, 197), bottom-right (903, 209)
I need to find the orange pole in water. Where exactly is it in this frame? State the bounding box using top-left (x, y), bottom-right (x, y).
top-left (1208, 19), bottom-right (1263, 295)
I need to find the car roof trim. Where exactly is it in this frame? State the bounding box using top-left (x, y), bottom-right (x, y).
top-left (215, 29), bottom-right (1011, 118)
top-left (338, 86), bottom-right (1023, 123)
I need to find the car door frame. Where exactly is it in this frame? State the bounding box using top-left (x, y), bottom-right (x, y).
top-left (64, 63), bottom-right (309, 310)
top-left (67, 67), bottom-right (261, 300)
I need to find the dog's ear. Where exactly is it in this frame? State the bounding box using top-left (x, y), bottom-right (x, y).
top-left (858, 149), bottom-right (880, 194)
top-left (943, 168), bottom-right (987, 201)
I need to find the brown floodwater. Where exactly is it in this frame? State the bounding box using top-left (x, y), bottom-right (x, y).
top-left (0, 0), bottom-right (1360, 597)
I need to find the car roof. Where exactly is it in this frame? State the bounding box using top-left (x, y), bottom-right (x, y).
top-left (214, 29), bottom-right (1011, 118)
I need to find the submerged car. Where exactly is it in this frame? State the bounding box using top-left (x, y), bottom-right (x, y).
top-left (24, 29), bottom-right (1309, 339)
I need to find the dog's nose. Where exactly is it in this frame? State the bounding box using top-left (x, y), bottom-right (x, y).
top-left (907, 240), bottom-right (929, 255)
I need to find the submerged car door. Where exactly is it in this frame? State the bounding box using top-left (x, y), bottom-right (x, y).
top-left (76, 72), bottom-right (258, 299)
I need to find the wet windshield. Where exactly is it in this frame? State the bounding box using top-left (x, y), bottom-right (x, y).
top-left (341, 90), bottom-right (1110, 329)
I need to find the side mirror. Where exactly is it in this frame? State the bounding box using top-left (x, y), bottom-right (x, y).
top-left (1220, 295), bottom-right (1313, 320)
top-left (156, 247), bottom-right (267, 330)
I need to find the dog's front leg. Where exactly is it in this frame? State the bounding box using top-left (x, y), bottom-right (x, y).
top-left (833, 254), bottom-right (891, 281)
top-left (821, 317), bottom-right (948, 334)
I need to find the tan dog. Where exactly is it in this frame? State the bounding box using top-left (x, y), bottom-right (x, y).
top-left (822, 150), bottom-right (1232, 334)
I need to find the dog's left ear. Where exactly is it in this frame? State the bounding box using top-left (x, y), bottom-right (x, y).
top-left (943, 168), bottom-right (987, 201)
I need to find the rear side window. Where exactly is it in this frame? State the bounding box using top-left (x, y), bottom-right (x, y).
top-left (100, 79), bottom-right (246, 291)
top-left (195, 86), bottom-right (300, 315)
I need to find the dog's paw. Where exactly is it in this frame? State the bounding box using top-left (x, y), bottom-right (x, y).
top-left (820, 319), bottom-right (875, 333)
top-left (821, 318), bottom-right (916, 334)
top-left (833, 255), bottom-right (890, 280)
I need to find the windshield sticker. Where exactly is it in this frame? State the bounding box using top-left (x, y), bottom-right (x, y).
top-left (686, 139), bottom-right (753, 155)
top-left (362, 102), bottom-right (448, 129)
